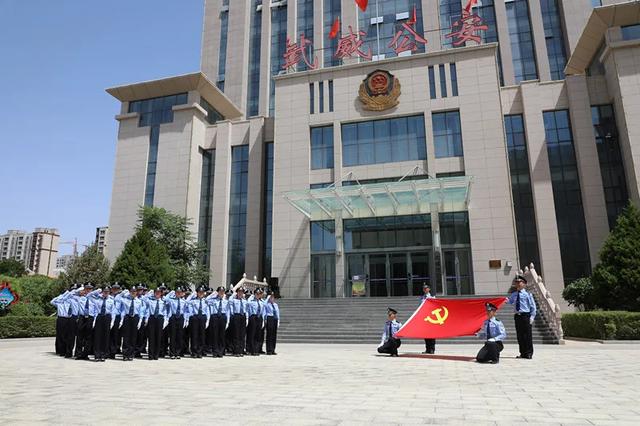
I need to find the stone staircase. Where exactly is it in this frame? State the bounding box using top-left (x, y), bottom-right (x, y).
top-left (277, 295), bottom-right (560, 344)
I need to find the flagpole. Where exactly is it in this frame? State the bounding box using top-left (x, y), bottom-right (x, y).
top-left (375, 0), bottom-right (380, 60)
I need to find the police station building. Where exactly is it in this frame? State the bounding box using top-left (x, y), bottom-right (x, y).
top-left (105, 0), bottom-right (640, 307)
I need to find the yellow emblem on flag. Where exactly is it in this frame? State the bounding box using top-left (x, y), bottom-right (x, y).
top-left (424, 307), bottom-right (449, 325)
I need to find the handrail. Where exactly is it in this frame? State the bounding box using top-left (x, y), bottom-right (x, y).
top-left (521, 263), bottom-right (564, 342)
top-left (231, 273), bottom-right (269, 293)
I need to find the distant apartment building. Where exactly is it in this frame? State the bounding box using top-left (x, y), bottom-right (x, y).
top-left (0, 228), bottom-right (60, 277)
top-left (55, 254), bottom-right (75, 270)
top-left (0, 230), bottom-right (34, 266)
top-left (95, 226), bottom-right (108, 255)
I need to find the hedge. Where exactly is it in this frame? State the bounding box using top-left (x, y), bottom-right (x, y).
top-left (562, 311), bottom-right (640, 340)
top-left (0, 316), bottom-right (56, 339)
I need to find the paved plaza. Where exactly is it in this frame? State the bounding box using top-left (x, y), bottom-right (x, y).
top-left (0, 338), bottom-right (639, 425)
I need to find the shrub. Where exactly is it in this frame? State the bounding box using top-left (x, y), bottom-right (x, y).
top-left (562, 278), bottom-right (596, 311)
top-left (562, 311), bottom-right (640, 340)
top-left (7, 302), bottom-right (44, 317)
top-left (0, 316), bottom-right (56, 338)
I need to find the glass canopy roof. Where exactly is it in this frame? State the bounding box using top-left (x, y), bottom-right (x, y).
top-left (283, 176), bottom-right (472, 220)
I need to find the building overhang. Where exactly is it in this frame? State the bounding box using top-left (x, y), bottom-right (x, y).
top-left (283, 176), bottom-right (472, 221)
top-left (565, 1), bottom-right (640, 75)
top-left (106, 71), bottom-right (243, 120)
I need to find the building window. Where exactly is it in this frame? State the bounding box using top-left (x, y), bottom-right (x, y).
top-left (591, 0), bottom-right (602, 6)
top-left (543, 110), bottom-right (591, 284)
top-left (217, 0), bottom-right (230, 91)
top-left (144, 125), bottom-right (160, 206)
top-left (472, 0), bottom-right (503, 85)
top-left (247, 0), bottom-right (263, 117)
top-left (439, 212), bottom-right (470, 245)
top-left (440, 0), bottom-right (464, 49)
top-left (428, 66), bottom-right (437, 99)
top-left (198, 149), bottom-right (215, 268)
top-left (439, 64), bottom-right (448, 97)
top-left (128, 93), bottom-right (188, 127)
top-left (433, 110), bottom-right (463, 158)
top-left (591, 105), bottom-right (629, 229)
top-left (311, 126), bottom-right (334, 169)
top-left (342, 115), bottom-right (427, 166)
top-left (436, 171), bottom-right (465, 178)
top-left (310, 182), bottom-right (334, 189)
top-left (621, 24), bottom-right (640, 41)
top-left (269, 4), bottom-right (288, 117)
top-left (344, 215), bottom-right (432, 251)
top-left (506, 0), bottom-right (538, 83)
top-left (359, 0), bottom-right (425, 59)
top-left (323, 0), bottom-right (341, 67)
top-left (450, 63), bottom-right (458, 96)
top-left (319, 81), bottom-right (325, 113)
top-left (311, 220), bottom-right (336, 252)
top-left (328, 80), bottom-right (334, 112)
top-left (505, 114), bottom-right (540, 268)
top-left (342, 174), bottom-right (429, 186)
top-left (297, 0), bottom-right (314, 71)
top-left (541, 0), bottom-right (568, 80)
top-left (227, 145), bottom-right (249, 284)
top-left (309, 83), bottom-right (315, 114)
top-left (262, 143), bottom-right (274, 278)
top-left (200, 97), bottom-right (224, 125)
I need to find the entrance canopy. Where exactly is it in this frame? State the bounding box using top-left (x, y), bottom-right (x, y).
top-left (284, 176), bottom-right (472, 221)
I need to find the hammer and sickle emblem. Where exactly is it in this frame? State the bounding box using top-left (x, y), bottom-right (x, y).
top-left (424, 307), bottom-right (449, 325)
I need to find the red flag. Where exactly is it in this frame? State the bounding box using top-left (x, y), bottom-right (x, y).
top-left (464, 0), bottom-right (478, 12)
top-left (329, 17), bottom-right (340, 40)
top-left (408, 5), bottom-right (417, 25)
top-left (355, 0), bottom-right (368, 12)
top-left (394, 297), bottom-right (507, 339)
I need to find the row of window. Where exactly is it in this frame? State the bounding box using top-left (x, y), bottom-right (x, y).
top-left (428, 63), bottom-right (458, 99)
top-left (309, 80), bottom-right (335, 114)
top-left (128, 93), bottom-right (188, 127)
top-left (310, 112), bottom-right (461, 169)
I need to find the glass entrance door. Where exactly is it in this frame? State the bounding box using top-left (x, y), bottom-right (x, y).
top-left (443, 249), bottom-right (473, 295)
top-left (369, 254), bottom-right (388, 297)
top-left (409, 252), bottom-right (430, 296)
top-left (346, 254), bottom-right (366, 297)
top-left (390, 253), bottom-right (409, 296)
top-left (311, 255), bottom-right (336, 297)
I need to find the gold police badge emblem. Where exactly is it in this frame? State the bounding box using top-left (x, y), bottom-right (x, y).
top-left (358, 69), bottom-right (401, 111)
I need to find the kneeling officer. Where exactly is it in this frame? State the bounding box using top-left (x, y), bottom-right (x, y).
top-left (475, 302), bottom-right (506, 364)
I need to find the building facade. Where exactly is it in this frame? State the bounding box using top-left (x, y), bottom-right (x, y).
top-left (105, 0), bottom-right (640, 307)
top-left (0, 228), bottom-right (60, 277)
top-left (95, 226), bottom-right (108, 255)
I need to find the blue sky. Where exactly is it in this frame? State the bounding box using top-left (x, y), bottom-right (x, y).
top-left (0, 0), bottom-right (204, 254)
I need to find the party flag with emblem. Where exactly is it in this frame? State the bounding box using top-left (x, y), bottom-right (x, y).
top-left (394, 297), bottom-right (507, 339)
top-left (329, 16), bottom-right (340, 39)
top-left (355, 0), bottom-right (368, 13)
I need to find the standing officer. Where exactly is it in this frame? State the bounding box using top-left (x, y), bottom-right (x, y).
top-left (115, 286), bottom-right (144, 361)
top-left (135, 284), bottom-right (149, 358)
top-left (51, 288), bottom-right (72, 356)
top-left (158, 285), bottom-right (170, 358)
top-left (224, 289), bottom-right (234, 355)
top-left (70, 283), bottom-right (94, 360)
top-left (228, 287), bottom-right (248, 357)
top-left (144, 286), bottom-right (169, 360)
top-left (59, 284), bottom-right (80, 358)
top-left (507, 274), bottom-right (537, 359)
top-left (89, 286), bottom-right (115, 362)
top-left (246, 289), bottom-right (265, 356)
top-left (206, 286), bottom-right (230, 358)
top-left (255, 289), bottom-right (266, 355)
top-left (419, 283), bottom-right (436, 354)
top-left (165, 286), bottom-right (188, 359)
top-left (475, 302), bottom-right (507, 364)
top-left (377, 308), bottom-right (402, 357)
top-left (187, 285), bottom-right (209, 358)
top-left (109, 284), bottom-right (123, 359)
top-left (264, 290), bottom-right (280, 355)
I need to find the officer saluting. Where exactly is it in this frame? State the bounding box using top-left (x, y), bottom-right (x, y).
top-left (228, 287), bottom-right (248, 357)
top-left (165, 286), bottom-right (188, 359)
top-left (419, 283), bottom-right (436, 354)
top-left (475, 302), bottom-right (507, 364)
top-left (89, 286), bottom-right (115, 362)
top-left (377, 308), bottom-right (402, 357)
top-left (205, 286), bottom-right (230, 358)
top-left (264, 290), bottom-right (280, 355)
top-left (507, 274), bottom-right (537, 359)
top-left (71, 283), bottom-right (94, 360)
top-left (186, 285), bottom-right (209, 358)
top-left (115, 286), bottom-right (144, 361)
top-left (109, 284), bottom-right (123, 359)
top-left (144, 286), bottom-right (169, 360)
top-left (246, 288), bottom-right (265, 356)
top-left (51, 288), bottom-right (72, 356)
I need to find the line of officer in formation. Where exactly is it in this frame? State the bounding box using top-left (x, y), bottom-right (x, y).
top-left (50, 283), bottom-right (280, 361)
top-left (377, 274), bottom-right (537, 363)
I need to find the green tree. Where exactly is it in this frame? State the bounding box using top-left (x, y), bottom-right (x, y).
top-left (592, 203), bottom-right (640, 311)
top-left (110, 227), bottom-right (174, 287)
top-left (562, 277), bottom-right (596, 311)
top-left (0, 259), bottom-right (27, 277)
top-left (16, 275), bottom-right (65, 316)
top-left (59, 244), bottom-right (110, 287)
top-left (137, 206), bottom-right (208, 286)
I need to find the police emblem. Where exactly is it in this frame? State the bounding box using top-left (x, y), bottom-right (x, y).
top-left (358, 69), bottom-right (401, 111)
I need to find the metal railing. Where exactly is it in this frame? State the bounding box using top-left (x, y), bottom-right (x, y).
top-left (231, 273), bottom-right (269, 293)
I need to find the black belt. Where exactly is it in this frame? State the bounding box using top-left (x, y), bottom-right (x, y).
top-left (515, 312), bottom-right (531, 316)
